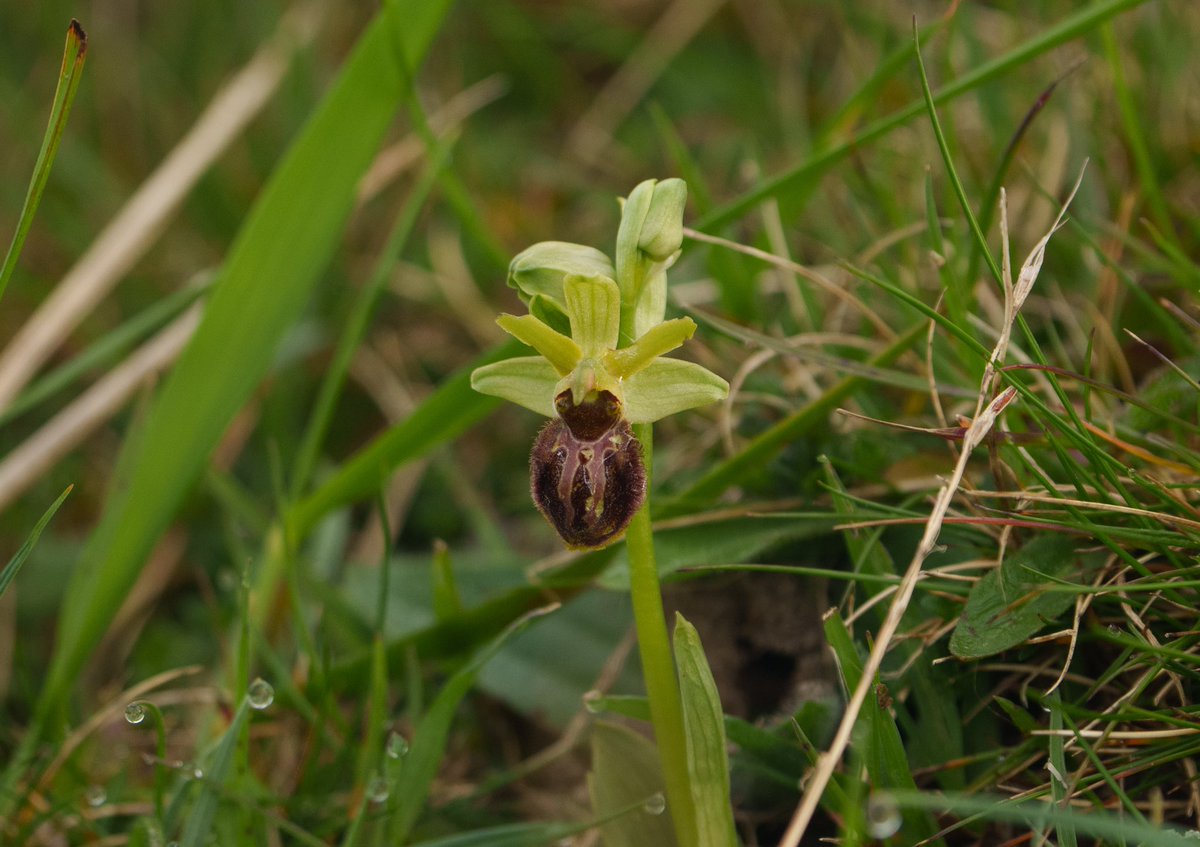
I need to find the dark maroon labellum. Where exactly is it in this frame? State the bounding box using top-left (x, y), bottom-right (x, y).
top-left (530, 389), bottom-right (646, 549)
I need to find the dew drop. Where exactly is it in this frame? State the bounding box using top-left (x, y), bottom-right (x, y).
top-left (385, 731), bottom-right (409, 759)
top-left (642, 792), bottom-right (666, 816)
top-left (190, 765), bottom-right (204, 780)
top-left (124, 702), bottom-right (146, 725)
top-left (866, 791), bottom-right (902, 839)
top-left (84, 784), bottom-right (106, 807)
top-left (247, 677), bottom-right (275, 710)
top-left (366, 771), bottom-right (389, 804)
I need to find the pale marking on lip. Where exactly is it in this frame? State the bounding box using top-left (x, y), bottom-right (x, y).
top-left (554, 423), bottom-right (619, 531)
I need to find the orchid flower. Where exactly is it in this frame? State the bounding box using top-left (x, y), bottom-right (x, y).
top-left (470, 179), bottom-right (728, 547)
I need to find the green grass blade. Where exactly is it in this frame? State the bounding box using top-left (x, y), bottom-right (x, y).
top-left (672, 614), bottom-right (737, 847)
top-left (660, 321), bottom-right (925, 515)
top-left (0, 279), bottom-right (209, 427)
top-left (0, 485), bottom-right (72, 599)
top-left (1100, 22), bottom-right (1174, 243)
top-left (697, 0), bottom-right (1148, 230)
top-left (179, 701), bottom-right (250, 847)
top-left (912, 19), bottom-right (1003, 291)
top-left (385, 604), bottom-right (559, 842)
top-left (38, 0), bottom-right (455, 717)
top-left (408, 821), bottom-right (597, 847)
top-left (824, 612), bottom-right (939, 844)
top-left (286, 340), bottom-right (518, 540)
top-left (892, 790), bottom-right (1196, 846)
top-left (0, 20), bottom-right (87, 303)
top-left (290, 138), bottom-right (455, 499)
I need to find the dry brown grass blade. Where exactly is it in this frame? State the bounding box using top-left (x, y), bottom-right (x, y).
top-left (0, 1), bottom-right (327, 413)
top-left (567, 0), bottom-right (727, 166)
top-left (779, 164), bottom-right (1087, 847)
top-left (0, 308), bottom-right (201, 514)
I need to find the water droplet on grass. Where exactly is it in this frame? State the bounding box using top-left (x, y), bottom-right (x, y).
top-left (85, 785), bottom-right (106, 807)
top-left (124, 702), bottom-right (146, 725)
top-left (867, 792), bottom-right (902, 838)
top-left (247, 677), bottom-right (274, 710)
top-left (642, 792), bottom-right (666, 815)
top-left (366, 772), bottom-right (389, 804)
top-left (385, 731), bottom-right (409, 759)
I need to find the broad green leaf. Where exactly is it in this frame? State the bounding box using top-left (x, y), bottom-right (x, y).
top-left (0, 485), bottom-right (71, 599)
top-left (949, 534), bottom-right (1085, 659)
top-left (589, 721), bottom-right (677, 847)
top-left (40, 0), bottom-right (456, 715)
top-left (673, 614), bottom-right (737, 846)
top-left (601, 513), bottom-right (837, 589)
top-left (477, 590), bottom-right (638, 729)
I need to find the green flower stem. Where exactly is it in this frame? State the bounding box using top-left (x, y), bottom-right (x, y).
top-left (626, 422), bottom-right (698, 847)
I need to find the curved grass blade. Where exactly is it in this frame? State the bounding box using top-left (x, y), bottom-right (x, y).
top-left (384, 604), bottom-right (560, 843)
top-left (286, 340), bottom-right (519, 540)
top-left (697, 0), bottom-right (1147, 231)
top-left (0, 20), bottom-right (87, 303)
top-left (178, 701), bottom-right (250, 847)
top-left (0, 485), bottom-right (72, 599)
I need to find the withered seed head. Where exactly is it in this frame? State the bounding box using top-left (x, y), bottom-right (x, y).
top-left (531, 390), bottom-right (645, 549)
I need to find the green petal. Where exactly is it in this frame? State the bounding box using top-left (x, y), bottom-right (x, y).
top-left (564, 274), bottom-right (620, 357)
top-left (496, 313), bottom-right (581, 376)
top-left (470, 357), bottom-right (559, 417)
top-left (622, 358), bottom-right (728, 424)
top-left (605, 317), bottom-right (696, 378)
top-left (508, 241), bottom-right (616, 310)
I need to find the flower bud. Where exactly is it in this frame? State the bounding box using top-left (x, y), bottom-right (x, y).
top-left (636, 178), bottom-right (687, 261)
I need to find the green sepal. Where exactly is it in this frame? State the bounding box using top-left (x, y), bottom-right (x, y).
top-left (495, 313), bottom-right (581, 376)
top-left (469, 356), bottom-right (559, 417)
top-left (623, 358), bottom-right (728, 423)
top-left (508, 241), bottom-right (616, 312)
